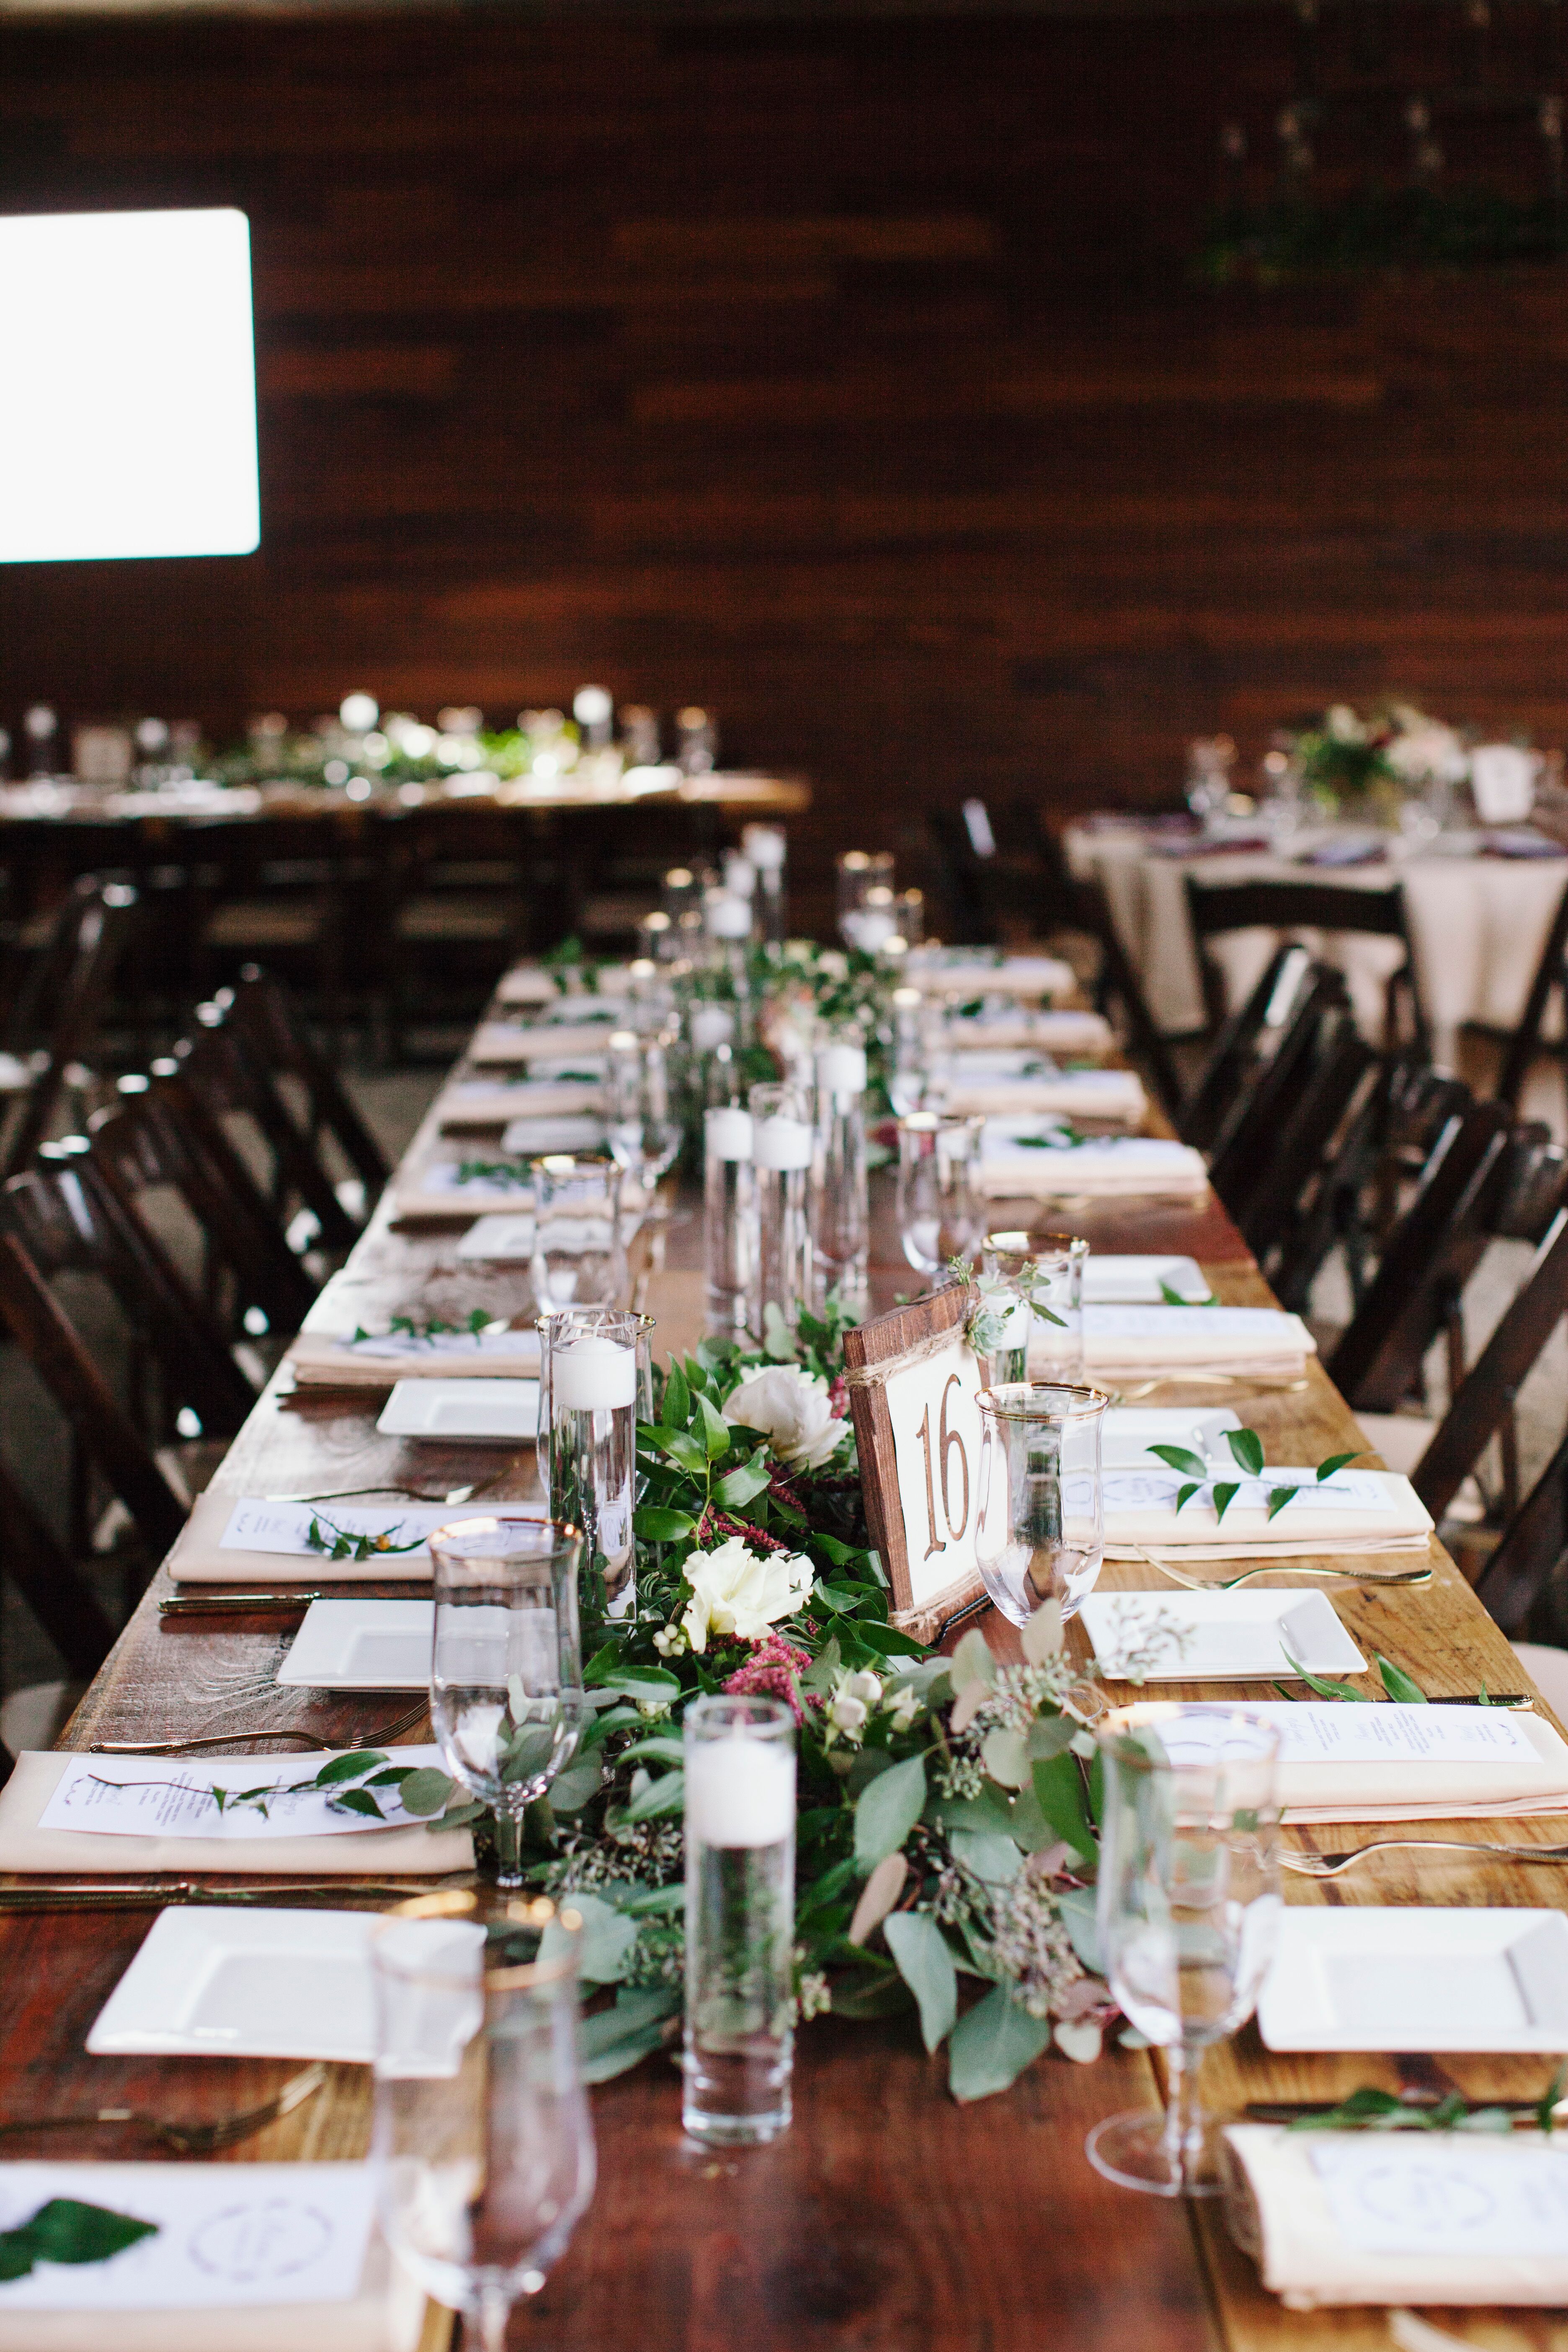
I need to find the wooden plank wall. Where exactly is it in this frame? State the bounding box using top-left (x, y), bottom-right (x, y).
top-left (2, 2), bottom-right (1567, 897)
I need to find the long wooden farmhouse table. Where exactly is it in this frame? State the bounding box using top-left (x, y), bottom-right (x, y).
top-left (2, 988), bottom-right (1565, 2352)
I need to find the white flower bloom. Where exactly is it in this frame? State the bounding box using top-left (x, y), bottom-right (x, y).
top-left (845, 1669), bottom-right (882, 1706)
top-left (888, 1688), bottom-right (921, 1733)
top-left (724, 1364), bottom-right (850, 1471)
top-left (1384, 717), bottom-right (1468, 786)
top-left (681, 1535), bottom-right (814, 1654)
top-left (1326, 703), bottom-right (1366, 743)
top-left (828, 1692), bottom-right (868, 1733)
top-left (816, 950), bottom-right (849, 978)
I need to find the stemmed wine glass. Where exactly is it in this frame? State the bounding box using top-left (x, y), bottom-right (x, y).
top-left (373, 1890), bottom-right (596, 2352)
top-left (427, 1515), bottom-right (586, 1890)
top-left (1088, 1705), bottom-right (1282, 2197)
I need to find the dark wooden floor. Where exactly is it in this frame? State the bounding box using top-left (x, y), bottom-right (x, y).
top-left (3, 0), bottom-right (1567, 888)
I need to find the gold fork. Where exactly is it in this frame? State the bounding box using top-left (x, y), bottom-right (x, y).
top-left (90, 1700), bottom-right (428, 1755)
top-left (1129, 1544), bottom-right (1434, 1594)
top-left (0, 2062), bottom-right (326, 2154)
top-left (1282, 1838), bottom-right (1568, 1880)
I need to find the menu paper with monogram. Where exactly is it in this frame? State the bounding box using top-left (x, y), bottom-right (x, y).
top-left (842, 1282), bottom-right (988, 1640)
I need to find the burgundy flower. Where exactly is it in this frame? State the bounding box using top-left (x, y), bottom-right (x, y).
top-left (723, 1634), bottom-right (815, 1723)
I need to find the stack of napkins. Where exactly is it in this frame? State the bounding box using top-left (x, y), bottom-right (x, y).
top-left (910, 954), bottom-right (1075, 999)
top-left (0, 1748), bottom-right (473, 1874)
top-left (166, 1491), bottom-right (467, 1584)
top-left (1222, 2126), bottom-right (1568, 2308)
top-left (1112, 1699), bottom-right (1568, 1821)
top-left (288, 1324), bottom-right (541, 1387)
top-left (944, 1066), bottom-right (1146, 1123)
top-left (495, 962), bottom-right (631, 1004)
top-left (438, 1074), bottom-right (606, 1129)
top-left (979, 1124), bottom-right (1209, 1198)
top-left (949, 1008), bottom-right (1113, 1055)
top-left (1101, 1466), bottom-right (1429, 1560)
top-left (469, 1018), bottom-right (623, 1066)
top-left (1045, 1303), bottom-right (1315, 1380)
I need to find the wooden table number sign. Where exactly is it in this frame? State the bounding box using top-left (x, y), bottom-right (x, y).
top-left (842, 1280), bottom-right (989, 1642)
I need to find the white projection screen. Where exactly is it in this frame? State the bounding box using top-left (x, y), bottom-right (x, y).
top-left (0, 207), bottom-right (260, 563)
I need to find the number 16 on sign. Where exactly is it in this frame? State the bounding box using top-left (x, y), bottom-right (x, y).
top-left (885, 1346), bottom-right (986, 1613)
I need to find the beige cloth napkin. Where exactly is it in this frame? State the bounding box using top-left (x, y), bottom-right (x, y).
top-left (287, 1330), bottom-right (541, 1387)
top-left (1101, 1467), bottom-right (1430, 1561)
top-left (944, 1070), bottom-right (1147, 1122)
top-left (1056, 1304), bottom-right (1317, 1383)
top-left (0, 1753), bottom-right (473, 1876)
top-left (949, 1010), bottom-right (1114, 1054)
top-left (1113, 1700), bottom-right (1568, 1821)
top-left (980, 1136), bottom-right (1210, 1199)
top-left (437, 1080), bottom-right (604, 1128)
top-left (912, 956), bottom-right (1075, 999)
top-left (469, 1021), bottom-right (623, 1065)
top-left (390, 1156), bottom-right (535, 1220)
top-left (167, 1489), bottom-right (444, 1585)
top-left (1221, 2125), bottom-right (1568, 2308)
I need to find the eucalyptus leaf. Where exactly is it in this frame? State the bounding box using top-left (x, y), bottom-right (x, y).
top-left (949, 1629), bottom-right (997, 1694)
top-left (948, 1986), bottom-right (1053, 2103)
top-left (1055, 1885), bottom-right (1103, 1974)
top-left (546, 1756), bottom-right (603, 1816)
top-left (619, 1769), bottom-right (685, 1824)
top-left (578, 1987), bottom-right (679, 2083)
top-left (1031, 1752), bottom-right (1094, 1861)
top-left (395, 1767), bottom-right (455, 1817)
top-left (854, 1753), bottom-right (927, 1868)
top-left (980, 1728), bottom-right (1029, 1789)
top-left (884, 1912), bottom-right (959, 2054)
top-left (565, 1893), bottom-right (641, 1985)
top-left (1225, 1426), bottom-right (1265, 1477)
top-left (948, 1828), bottom-right (1022, 1885)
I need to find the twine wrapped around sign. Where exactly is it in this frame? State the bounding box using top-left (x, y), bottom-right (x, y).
top-left (841, 1318), bottom-right (968, 1391)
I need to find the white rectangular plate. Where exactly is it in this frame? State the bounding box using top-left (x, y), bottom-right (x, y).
top-left (1100, 1407), bottom-right (1241, 1468)
top-left (455, 1213), bottom-right (535, 1261)
top-left (1083, 1255), bottom-right (1212, 1304)
top-left (377, 1377), bottom-right (539, 1442)
top-left (277, 1598), bottom-right (434, 1690)
top-left (1259, 1908), bottom-right (1568, 2052)
top-left (1078, 1587), bottom-right (1365, 1681)
top-left (88, 1908), bottom-right (379, 2061)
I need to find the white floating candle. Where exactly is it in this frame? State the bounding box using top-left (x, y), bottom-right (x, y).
top-left (685, 1732), bottom-right (797, 1848)
top-left (753, 1115), bottom-right (815, 1171)
top-left (704, 895), bottom-right (753, 940)
top-left (817, 1042), bottom-right (867, 1098)
top-left (690, 1004), bottom-right (736, 1050)
top-left (552, 1334), bottom-right (637, 1410)
top-left (705, 1106), bottom-right (753, 1161)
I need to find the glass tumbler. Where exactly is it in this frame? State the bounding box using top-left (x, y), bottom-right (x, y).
top-left (1088, 1707), bottom-right (1282, 2198)
top-left (972, 1380), bottom-right (1108, 1623)
top-left (683, 1694), bottom-right (796, 2148)
top-left (427, 1516), bottom-right (585, 1890)
top-left (530, 1153), bottom-right (625, 1308)
top-left (896, 1112), bottom-right (986, 1277)
top-left (981, 1228), bottom-right (1088, 1382)
top-left (373, 1891), bottom-right (596, 2352)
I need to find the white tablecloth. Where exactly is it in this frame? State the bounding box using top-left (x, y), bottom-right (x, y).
top-left (1065, 825), bottom-right (1568, 1053)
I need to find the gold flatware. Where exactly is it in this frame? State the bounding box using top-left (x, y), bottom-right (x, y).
top-left (90, 1700), bottom-right (428, 1755)
top-left (1281, 1838), bottom-right (1568, 1879)
top-left (1130, 1545), bottom-right (1434, 1594)
top-left (0, 2063), bottom-right (326, 2153)
top-left (160, 1589), bottom-right (354, 1618)
top-left (0, 1876), bottom-right (477, 1912)
top-left (1111, 1375), bottom-right (1312, 1400)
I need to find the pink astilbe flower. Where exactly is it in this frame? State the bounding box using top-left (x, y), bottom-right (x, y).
top-left (826, 1375), bottom-right (849, 1421)
top-left (723, 1635), bottom-right (814, 1723)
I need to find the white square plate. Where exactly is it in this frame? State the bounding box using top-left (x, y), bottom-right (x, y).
top-left (278, 1598), bottom-right (434, 1690)
top-left (1078, 1588), bottom-right (1366, 1682)
top-left (1259, 1908), bottom-right (1568, 2052)
top-left (1100, 1407), bottom-right (1241, 1468)
top-left (1083, 1256), bottom-right (1212, 1304)
top-left (377, 1377), bottom-right (539, 1442)
top-left (455, 1213), bottom-right (535, 1261)
top-left (88, 1908), bottom-right (380, 2061)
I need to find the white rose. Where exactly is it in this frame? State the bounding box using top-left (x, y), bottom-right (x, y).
top-left (844, 1669), bottom-right (882, 1706)
top-left (681, 1534), bottom-right (814, 1654)
top-left (1385, 720), bottom-right (1468, 787)
top-left (828, 1692), bottom-right (868, 1733)
top-left (724, 1364), bottom-right (850, 1471)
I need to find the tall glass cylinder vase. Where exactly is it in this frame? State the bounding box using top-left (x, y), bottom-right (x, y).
top-left (812, 1032), bottom-right (868, 1313)
top-left (973, 1380), bottom-right (1109, 1624)
top-left (704, 1103), bottom-right (755, 1336)
top-left (895, 1111), bottom-right (985, 1277)
top-left (537, 1307), bottom-right (654, 1515)
top-left (544, 1310), bottom-right (639, 1637)
top-left (748, 1080), bottom-right (814, 1339)
top-left (426, 1516), bottom-right (585, 1890)
top-left (741, 824), bottom-right (787, 948)
top-left (981, 1229), bottom-right (1089, 1382)
top-left (683, 1695), bottom-right (796, 2148)
top-left (530, 1155), bottom-right (626, 1310)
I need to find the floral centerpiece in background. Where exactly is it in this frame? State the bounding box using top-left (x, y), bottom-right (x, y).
top-left (1282, 701), bottom-right (1470, 823)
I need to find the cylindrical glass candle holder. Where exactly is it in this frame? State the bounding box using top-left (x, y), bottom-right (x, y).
top-left (545, 1312), bottom-right (640, 1632)
top-left (704, 1103), bottom-right (755, 1335)
top-left (835, 849), bottom-right (894, 946)
top-left (895, 1111), bottom-right (986, 1277)
top-left (741, 824), bottom-right (787, 948)
top-left (894, 887), bottom-right (925, 947)
top-left (812, 1032), bottom-right (868, 1311)
top-left (973, 1381), bottom-right (1109, 1625)
top-left (427, 1516), bottom-right (585, 1889)
top-left (530, 1154), bottom-right (626, 1309)
top-left (683, 1695), bottom-right (796, 2148)
top-left (536, 1307), bottom-right (654, 1515)
top-left (982, 1229), bottom-right (1089, 1382)
top-left (748, 1080), bottom-right (814, 1338)
top-left (606, 1028), bottom-right (682, 1196)
top-left (843, 882), bottom-right (897, 954)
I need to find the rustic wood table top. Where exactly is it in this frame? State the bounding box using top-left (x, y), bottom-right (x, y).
top-left (3, 988), bottom-right (1565, 2352)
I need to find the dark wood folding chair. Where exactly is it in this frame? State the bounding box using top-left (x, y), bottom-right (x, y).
top-left (1178, 943), bottom-right (1317, 1151)
top-left (1494, 872), bottom-right (1568, 1112)
top-left (1326, 1093), bottom-right (1514, 1412)
top-left (87, 1069), bottom-right (320, 1349)
top-left (1205, 964), bottom-right (1353, 1229)
top-left (175, 1012), bottom-right (362, 1264)
top-left (227, 965), bottom-right (390, 1206)
top-left (1184, 874), bottom-right (1427, 1054)
top-left (1235, 1009), bottom-right (1381, 1271)
top-left (0, 879), bottom-right (142, 1179)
